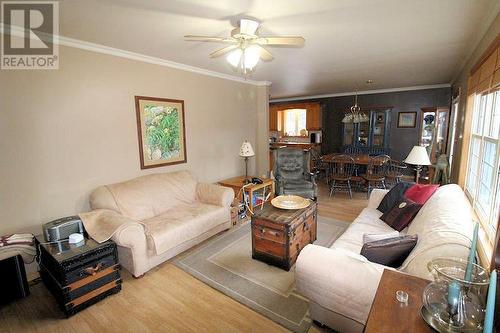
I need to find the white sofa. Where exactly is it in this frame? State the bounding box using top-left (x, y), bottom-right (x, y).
top-left (86, 170), bottom-right (234, 277)
top-left (295, 184), bottom-right (474, 333)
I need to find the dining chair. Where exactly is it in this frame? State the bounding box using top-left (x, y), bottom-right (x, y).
top-left (344, 146), bottom-right (362, 155)
top-left (385, 159), bottom-right (408, 188)
top-left (329, 155), bottom-right (356, 199)
top-left (310, 149), bottom-right (330, 183)
top-left (362, 155), bottom-right (391, 198)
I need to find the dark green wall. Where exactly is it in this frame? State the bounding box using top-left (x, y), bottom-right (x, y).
top-left (271, 87), bottom-right (451, 160)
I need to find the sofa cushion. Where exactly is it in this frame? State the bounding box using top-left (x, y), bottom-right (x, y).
top-left (380, 197), bottom-right (422, 231)
top-left (331, 207), bottom-right (395, 253)
top-left (142, 202), bottom-right (229, 255)
top-left (376, 182), bottom-right (413, 213)
top-left (104, 171), bottom-right (198, 221)
top-left (401, 184), bottom-right (474, 279)
top-left (360, 235), bottom-right (418, 267)
top-left (363, 231), bottom-right (400, 243)
top-left (405, 184), bottom-right (439, 205)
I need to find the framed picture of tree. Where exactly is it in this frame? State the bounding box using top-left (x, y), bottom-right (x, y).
top-left (134, 96), bottom-right (187, 169)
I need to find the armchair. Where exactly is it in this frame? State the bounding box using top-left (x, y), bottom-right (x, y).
top-left (273, 147), bottom-right (318, 200)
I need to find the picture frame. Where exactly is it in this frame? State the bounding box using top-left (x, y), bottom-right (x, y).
top-left (134, 96), bottom-right (187, 169)
top-left (397, 112), bottom-right (417, 128)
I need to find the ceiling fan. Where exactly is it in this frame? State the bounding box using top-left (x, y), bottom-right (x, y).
top-left (185, 18), bottom-right (305, 74)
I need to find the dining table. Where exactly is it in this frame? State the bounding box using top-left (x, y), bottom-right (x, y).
top-left (319, 153), bottom-right (389, 188)
top-left (321, 153), bottom-right (384, 165)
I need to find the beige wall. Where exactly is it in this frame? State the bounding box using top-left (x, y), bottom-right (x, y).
top-left (0, 44), bottom-right (267, 235)
top-left (255, 85), bottom-right (270, 177)
top-left (451, 13), bottom-right (500, 184)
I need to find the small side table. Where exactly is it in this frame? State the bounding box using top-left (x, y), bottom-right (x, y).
top-left (365, 269), bottom-right (434, 333)
top-left (35, 235), bottom-right (121, 317)
top-left (218, 176), bottom-right (275, 212)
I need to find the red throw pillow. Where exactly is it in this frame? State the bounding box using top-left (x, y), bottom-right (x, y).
top-left (405, 184), bottom-right (439, 205)
top-left (380, 197), bottom-right (422, 231)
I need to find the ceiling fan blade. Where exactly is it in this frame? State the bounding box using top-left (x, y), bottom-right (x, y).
top-left (184, 35), bottom-right (236, 43)
top-left (258, 46), bottom-right (273, 61)
top-left (210, 45), bottom-right (238, 58)
top-left (239, 18), bottom-right (259, 36)
top-left (256, 36), bottom-right (305, 47)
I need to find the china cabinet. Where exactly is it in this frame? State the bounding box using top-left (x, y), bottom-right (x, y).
top-left (419, 107), bottom-right (449, 163)
top-left (342, 108), bottom-right (391, 151)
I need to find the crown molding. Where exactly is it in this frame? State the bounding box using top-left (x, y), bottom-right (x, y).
top-left (0, 24), bottom-right (272, 87)
top-left (270, 83), bottom-right (451, 102)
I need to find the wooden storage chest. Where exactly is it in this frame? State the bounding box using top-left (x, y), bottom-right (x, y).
top-left (35, 235), bottom-right (122, 317)
top-left (251, 202), bottom-right (317, 270)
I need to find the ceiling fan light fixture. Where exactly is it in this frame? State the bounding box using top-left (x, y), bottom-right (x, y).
top-left (243, 45), bottom-right (260, 69)
top-left (240, 18), bottom-right (259, 36)
top-left (186, 18), bottom-right (305, 75)
top-left (226, 48), bottom-right (242, 67)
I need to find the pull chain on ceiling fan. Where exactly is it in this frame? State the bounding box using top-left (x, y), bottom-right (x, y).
top-left (185, 18), bottom-right (305, 74)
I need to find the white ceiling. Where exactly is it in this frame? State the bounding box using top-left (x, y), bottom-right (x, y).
top-left (58, 0), bottom-right (500, 98)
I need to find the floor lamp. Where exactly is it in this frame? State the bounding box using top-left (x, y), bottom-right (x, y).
top-left (239, 141), bottom-right (255, 184)
top-left (404, 146), bottom-right (431, 183)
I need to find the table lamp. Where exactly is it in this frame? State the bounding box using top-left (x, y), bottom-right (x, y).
top-left (404, 145), bottom-right (431, 183)
top-left (239, 140), bottom-right (255, 184)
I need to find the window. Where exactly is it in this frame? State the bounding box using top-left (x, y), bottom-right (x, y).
top-left (465, 89), bottom-right (500, 242)
top-left (279, 109), bottom-right (307, 136)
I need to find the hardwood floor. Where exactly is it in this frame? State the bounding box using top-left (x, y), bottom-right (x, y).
top-left (316, 182), bottom-right (370, 221)
top-left (0, 182), bottom-right (367, 333)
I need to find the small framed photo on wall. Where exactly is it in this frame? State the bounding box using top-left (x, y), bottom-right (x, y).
top-left (397, 112), bottom-right (417, 128)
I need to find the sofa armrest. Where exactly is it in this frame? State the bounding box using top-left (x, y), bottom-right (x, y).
top-left (79, 209), bottom-right (149, 277)
top-left (196, 183), bottom-right (234, 207)
top-left (112, 222), bottom-right (145, 248)
top-left (112, 223), bottom-right (149, 277)
top-left (304, 171), bottom-right (319, 184)
top-left (79, 209), bottom-right (142, 243)
top-left (295, 244), bottom-right (390, 324)
top-left (367, 189), bottom-right (389, 209)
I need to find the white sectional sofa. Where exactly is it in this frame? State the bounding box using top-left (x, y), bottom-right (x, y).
top-left (295, 184), bottom-right (474, 333)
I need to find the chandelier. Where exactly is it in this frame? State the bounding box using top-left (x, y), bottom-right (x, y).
top-left (342, 90), bottom-right (369, 123)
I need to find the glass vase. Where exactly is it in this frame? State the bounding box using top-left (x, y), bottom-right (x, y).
top-left (423, 257), bottom-right (489, 332)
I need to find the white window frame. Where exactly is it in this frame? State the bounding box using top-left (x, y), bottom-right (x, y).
top-left (465, 89), bottom-right (500, 243)
top-left (282, 109), bottom-right (306, 136)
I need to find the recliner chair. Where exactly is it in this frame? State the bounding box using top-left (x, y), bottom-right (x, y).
top-left (273, 147), bottom-right (318, 200)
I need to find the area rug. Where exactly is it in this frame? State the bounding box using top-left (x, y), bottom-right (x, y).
top-left (173, 216), bottom-right (349, 333)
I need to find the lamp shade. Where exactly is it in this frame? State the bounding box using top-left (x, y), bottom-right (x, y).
top-left (404, 146), bottom-right (431, 165)
top-left (239, 141), bottom-right (255, 157)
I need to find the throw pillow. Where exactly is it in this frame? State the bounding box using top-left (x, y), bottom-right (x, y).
top-left (360, 235), bottom-right (418, 267)
top-left (362, 231), bottom-right (400, 244)
top-left (404, 184), bottom-right (439, 205)
top-left (380, 197), bottom-right (422, 231)
top-left (376, 182), bottom-right (414, 213)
